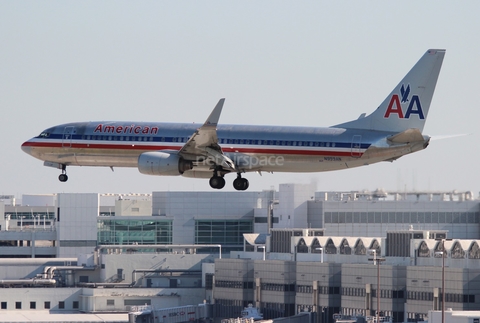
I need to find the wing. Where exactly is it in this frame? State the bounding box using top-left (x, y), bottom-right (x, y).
top-left (178, 99), bottom-right (236, 172)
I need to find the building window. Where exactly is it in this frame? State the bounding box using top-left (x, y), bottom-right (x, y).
top-left (205, 274), bottom-right (214, 290)
top-left (107, 299), bottom-right (115, 306)
top-left (30, 302), bottom-right (36, 309)
top-left (297, 239), bottom-right (308, 253)
top-left (15, 302), bottom-right (21, 309)
top-left (325, 239), bottom-right (337, 254)
top-left (340, 239), bottom-right (351, 254)
top-left (452, 241), bottom-right (466, 259)
top-left (44, 301), bottom-right (50, 309)
top-left (354, 240), bottom-right (366, 255)
top-left (59, 301), bottom-right (65, 309)
top-left (417, 241), bottom-right (431, 257)
top-left (97, 219), bottom-right (172, 245)
top-left (469, 242), bottom-right (480, 259)
top-left (73, 301), bottom-right (79, 309)
top-left (195, 220), bottom-right (253, 253)
top-left (1, 302), bottom-right (6, 309)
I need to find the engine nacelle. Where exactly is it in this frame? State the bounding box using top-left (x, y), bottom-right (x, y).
top-left (138, 151), bottom-right (192, 176)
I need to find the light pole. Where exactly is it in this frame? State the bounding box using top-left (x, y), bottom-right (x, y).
top-left (315, 247), bottom-right (323, 263)
top-left (435, 239), bottom-right (448, 323)
top-left (369, 249), bottom-right (385, 323)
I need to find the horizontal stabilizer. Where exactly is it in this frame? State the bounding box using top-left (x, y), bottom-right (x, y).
top-left (387, 128), bottom-right (424, 143)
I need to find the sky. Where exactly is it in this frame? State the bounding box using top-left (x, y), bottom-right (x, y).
top-left (1, 1), bottom-right (480, 198)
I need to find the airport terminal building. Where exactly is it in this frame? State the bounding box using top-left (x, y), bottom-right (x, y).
top-left (0, 184), bottom-right (479, 322)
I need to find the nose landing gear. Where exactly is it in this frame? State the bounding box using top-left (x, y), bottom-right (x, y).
top-left (58, 165), bottom-right (68, 182)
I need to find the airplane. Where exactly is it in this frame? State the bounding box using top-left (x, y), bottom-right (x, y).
top-left (21, 49), bottom-right (445, 191)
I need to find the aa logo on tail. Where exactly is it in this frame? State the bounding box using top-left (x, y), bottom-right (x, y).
top-left (384, 84), bottom-right (424, 119)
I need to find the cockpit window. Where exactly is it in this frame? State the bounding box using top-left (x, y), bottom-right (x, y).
top-left (38, 132), bottom-right (50, 138)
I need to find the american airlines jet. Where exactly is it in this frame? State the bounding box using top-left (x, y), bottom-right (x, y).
top-left (22, 49), bottom-right (445, 191)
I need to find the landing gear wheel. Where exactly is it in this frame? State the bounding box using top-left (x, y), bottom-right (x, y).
top-left (209, 176), bottom-right (225, 189)
top-left (58, 164), bottom-right (68, 182)
top-left (233, 177), bottom-right (249, 191)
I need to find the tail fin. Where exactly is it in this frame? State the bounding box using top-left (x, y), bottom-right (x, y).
top-left (334, 49), bottom-right (445, 133)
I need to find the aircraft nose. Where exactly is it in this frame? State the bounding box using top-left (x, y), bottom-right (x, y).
top-left (21, 141), bottom-right (32, 155)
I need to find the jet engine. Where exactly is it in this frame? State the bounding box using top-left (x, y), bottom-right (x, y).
top-left (138, 151), bottom-right (193, 176)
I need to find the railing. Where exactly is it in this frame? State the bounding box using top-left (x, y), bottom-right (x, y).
top-left (2, 227), bottom-right (56, 232)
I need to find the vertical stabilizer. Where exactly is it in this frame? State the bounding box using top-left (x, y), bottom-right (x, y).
top-left (334, 49), bottom-right (445, 133)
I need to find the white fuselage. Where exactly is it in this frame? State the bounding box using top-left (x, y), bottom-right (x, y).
top-left (21, 121), bottom-right (428, 177)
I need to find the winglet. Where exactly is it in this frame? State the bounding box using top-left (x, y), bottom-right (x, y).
top-left (204, 98), bottom-right (225, 127)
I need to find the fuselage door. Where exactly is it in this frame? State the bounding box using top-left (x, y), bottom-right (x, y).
top-left (351, 135), bottom-right (362, 158)
top-left (62, 126), bottom-right (75, 148)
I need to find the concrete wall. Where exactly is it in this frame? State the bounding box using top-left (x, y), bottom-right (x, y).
top-left (57, 193), bottom-right (99, 257)
top-left (115, 199), bottom-right (152, 216)
top-left (0, 287), bottom-right (206, 313)
top-left (100, 253), bottom-right (216, 284)
top-left (319, 200), bottom-right (480, 239)
top-left (276, 184), bottom-right (316, 229)
top-left (152, 191), bottom-right (264, 245)
top-left (81, 287), bottom-right (206, 312)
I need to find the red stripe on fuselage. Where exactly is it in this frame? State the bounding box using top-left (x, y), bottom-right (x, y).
top-left (21, 141), bottom-right (363, 157)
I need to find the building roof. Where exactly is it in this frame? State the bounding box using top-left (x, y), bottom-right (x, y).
top-left (0, 311), bottom-right (128, 322)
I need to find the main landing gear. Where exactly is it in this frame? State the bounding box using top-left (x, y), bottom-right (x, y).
top-left (209, 172), bottom-right (249, 191)
top-left (233, 174), bottom-right (249, 191)
top-left (209, 175), bottom-right (225, 189)
top-left (58, 164), bottom-right (68, 182)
